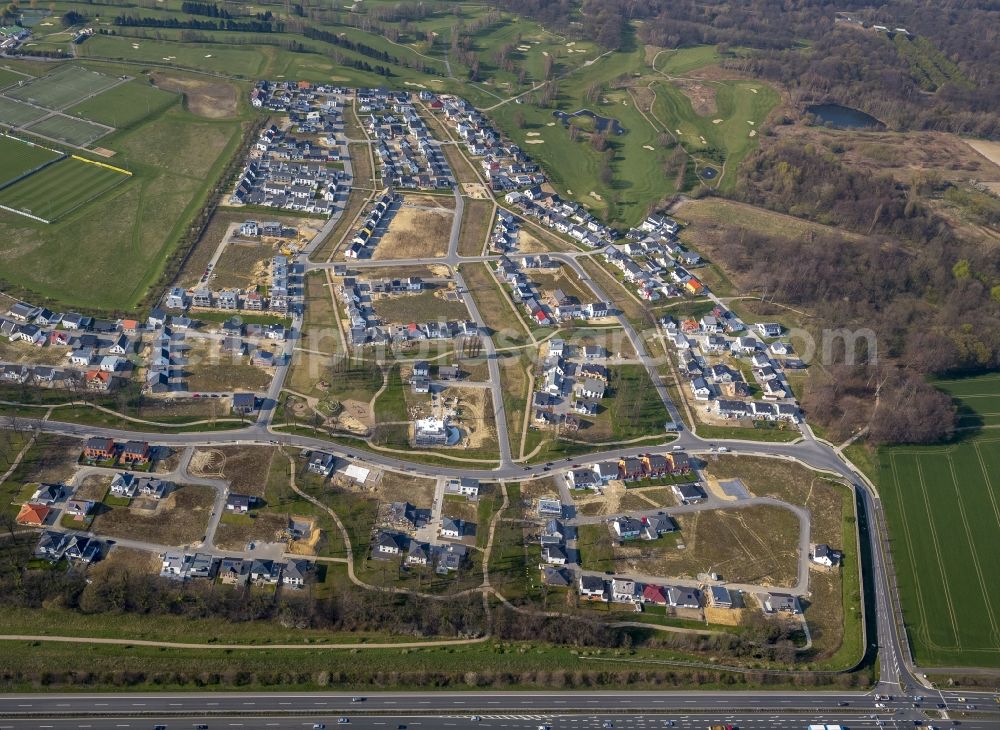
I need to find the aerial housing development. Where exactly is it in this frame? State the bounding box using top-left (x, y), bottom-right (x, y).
top-left (0, 2), bottom-right (997, 726)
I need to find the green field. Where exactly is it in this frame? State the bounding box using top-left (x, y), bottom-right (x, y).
top-left (0, 135), bottom-right (62, 187)
top-left (0, 67), bottom-right (30, 90)
top-left (24, 113), bottom-right (110, 146)
top-left (0, 96), bottom-right (47, 127)
top-left (878, 373), bottom-right (1000, 667)
top-left (67, 79), bottom-right (178, 128)
top-left (0, 59), bottom-right (244, 312)
top-left (7, 65), bottom-right (121, 110)
top-left (0, 157), bottom-right (129, 222)
top-left (78, 34), bottom-right (266, 78)
top-left (650, 78), bottom-right (779, 192)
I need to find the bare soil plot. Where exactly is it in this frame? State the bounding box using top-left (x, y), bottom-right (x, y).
top-left (11, 435), bottom-right (80, 485)
top-left (0, 338), bottom-right (68, 366)
top-left (88, 546), bottom-right (160, 577)
top-left (373, 205), bottom-right (453, 260)
top-left (150, 73), bottom-right (238, 118)
top-left (372, 288), bottom-right (470, 323)
top-left (184, 337), bottom-right (274, 392)
top-left (371, 470), bottom-right (436, 507)
top-left (213, 511), bottom-right (289, 551)
top-left (574, 480), bottom-right (627, 517)
top-left (404, 193), bottom-right (456, 209)
top-left (459, 262), bottom-right (531, 341)
top-left (191, 445), bottom-right (275, 498)
top-left (74, 474), bottom-right (111, 501)
top-left (530, 267), bottom-right (592, 304)
top-left (456, 199), bottom-right (494, 257)
top-left (176, 210), bottom-right (250, 288)
top-left (212, 239), bottom-right (274, 290)
top-left (520, 477), bottom-right (561, 505)
top-left (704, 455), bottom-right (847, 547)
top-left (441, 385), bottom-right (497, 451)
top-left (517, 228), bottom-right (553, 254)
top-left (91, 484), bottom-right (215, 545)
top-left (618, 487), bottom-right (676, 510)
top-left (605, 505), bottom-right (801, 586)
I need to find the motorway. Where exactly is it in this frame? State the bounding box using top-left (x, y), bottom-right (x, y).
top-left (0, 690), bottom-right (998, 727)
top-left (2, 715), bottom-right (999, 730)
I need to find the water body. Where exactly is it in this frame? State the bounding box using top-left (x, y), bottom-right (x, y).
top-left (700, 166), bottom-right (718, 180)
top-left (807, 103), bottom-right (885, 130)
top-left (553, 109), bottom-right (626, 136)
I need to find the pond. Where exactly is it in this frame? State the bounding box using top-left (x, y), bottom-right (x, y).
top-left (700, 166), bottom-right (718, 180)
top-left (553, 109), bottom-right (626, 136)
top-left (806, 103), bottom-right (885, 130)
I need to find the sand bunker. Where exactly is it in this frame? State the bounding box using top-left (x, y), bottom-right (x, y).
top-left (642, 145), bottom-right (655, 150)
top-left (749, 130), bottom-right (757, 137)
top-left (524, 139), bottom-right (545, 144)
top-left (713, 119), bottom-right (723, 124)
top-left (526, 131), bottom-right (541, 136)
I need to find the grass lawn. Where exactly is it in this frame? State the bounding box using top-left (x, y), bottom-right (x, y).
top-left (78, 34), bottom-right (266, 77)
top-left (23, 113), bottom-right (110, 146)
top-left (0, 156), bottom-right (128, 221)
top-left (0, 135), bottom-right (62, 187)
top-left (6, 65), bottom-right (120, 110)
top-left (695, 424), bottom-right (801, 442)
top-left (877, 373), bottom-right (1000, 668)
top-left (0, 96), bottom-right (48, 127)
top-left (576, 523), bottom-right (616, 573)
top-left (0, 67), bottom-right (30, 90)
top-left (373, 365), bottom-right (408, 423)
top-left (66, 78), bottom-right (179, 128)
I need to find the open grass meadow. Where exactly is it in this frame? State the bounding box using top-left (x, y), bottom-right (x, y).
top-left (0, 135), bottom-right (62, 187)
top-left (878, 373), bottom-right (1000, 668)
top-left (6, 65), bottom-right (121, 110)
top-left (0, 156), bottom-right (128, 221)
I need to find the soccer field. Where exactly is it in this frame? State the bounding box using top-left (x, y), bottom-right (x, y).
top-left (0, 157), bottom-right (129, 222)
top-left (6, 66), bottom-right (121, 110)
top-left (24, 113), bottom-right (111, 147)
top-left (0, 96), bottom-right (48, 127)
top-left (879, 373), bottom-right (1000, 668)
top-left (0, 136), bottom-right (62, 188)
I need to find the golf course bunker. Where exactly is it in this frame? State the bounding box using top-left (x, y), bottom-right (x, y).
top-left (701, 166), bottom-right (718, 180)
top-left (553, 109), bottom-right (626, 136)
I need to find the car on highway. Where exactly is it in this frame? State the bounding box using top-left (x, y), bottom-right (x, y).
top-left (154, 725), bottom-right (167, 730)
top-left (351, 697), bottom-right (365, 702)
top-left (338, 719), bottom-right (349, 725)
top-left (313, 724), bottom-right (326, 729)
top-left (470, 717), bottom-right (481, 722)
